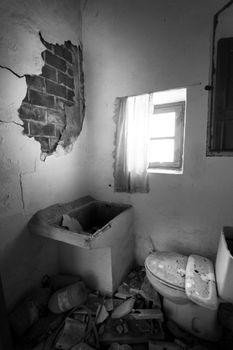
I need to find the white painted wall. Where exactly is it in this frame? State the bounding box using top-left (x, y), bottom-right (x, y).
top-left (82, 0), bottom-right (233, 264)
top-left (0, 0), bottom-right (88, 309)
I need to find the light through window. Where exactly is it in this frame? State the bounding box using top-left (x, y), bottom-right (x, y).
top-left (148, 88), bottom-right (186, 172)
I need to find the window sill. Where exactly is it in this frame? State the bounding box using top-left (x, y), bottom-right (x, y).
top-left (147, 168), bottom-right (183, 175)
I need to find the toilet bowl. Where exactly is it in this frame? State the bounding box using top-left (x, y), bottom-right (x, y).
top-left (145, 251), bottom-right (189, 304)
top-left (145, 251), bottom-right (222, 341)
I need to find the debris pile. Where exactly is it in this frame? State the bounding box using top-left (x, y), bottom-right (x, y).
top-left (8, 267), bottom-right (231, 350)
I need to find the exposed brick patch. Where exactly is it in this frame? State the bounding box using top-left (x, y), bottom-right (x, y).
top-left (41, 65), bottom-right (57, 82)
top-left (43, 51), bottom-right (67, 72)
top-left (58, 71), bottom-right (74, 89)
top-left (19, 33), bottom-right (85, 158)
top-left (18, 103), bottom-right (46, 122)
top-left (46, 80), bottom-right (66, 99)
top-left (66, 88), bottom-right (75, 102)
top-left (47, 109), bottom-right (66, 125)
top-left (35, 137), bottom-right (50, 152)
top-left (29, 90), bottom-right (55, 108)
top-left (55, 124), bottom-right (65, 138)
top-left (49, 137), bottom-right (60, 151)
top-left (30, 122), bottom-right (55, 137)
top-left (26, 75), bottom-right (45, 92)
top-left (54, 44), bottom-right (73, 63)
top-left (67, 67), bottom-right (74, 77)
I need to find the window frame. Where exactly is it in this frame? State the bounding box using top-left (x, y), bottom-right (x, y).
top-left (147, 101), bottom-right (185, 171)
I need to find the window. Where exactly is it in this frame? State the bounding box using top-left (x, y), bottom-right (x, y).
top-left (114, 88), bottom-right (186, 193)
top-left (148, 89), bottom-right (186, 173)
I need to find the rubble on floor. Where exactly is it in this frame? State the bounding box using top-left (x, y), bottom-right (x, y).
top-left (9, 268), bottom-right (233, 350)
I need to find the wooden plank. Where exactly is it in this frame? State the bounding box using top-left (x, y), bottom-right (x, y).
top-left (130, 309), bottom-right (163, 321)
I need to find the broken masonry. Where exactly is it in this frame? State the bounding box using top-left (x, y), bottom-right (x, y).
top-left (18, 32), bottom-right (85, 160)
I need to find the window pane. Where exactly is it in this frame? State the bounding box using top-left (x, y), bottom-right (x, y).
top-left (150, 112), bottom-right (176, 137)
top-left (148, 139), bottom-right (174, 163)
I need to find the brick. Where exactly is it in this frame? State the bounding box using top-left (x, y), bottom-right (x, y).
top-left (66, 88), bottom-right (75, 102)
top-left (57, 71), bottom-right (74, 89)
top-left (29, 90), bottom-right (55, 108)
top-left (26, 75), bottom-right (45, 92)
top-left (54, 44), bottom-right (73, 63)
top-left (67, 67), bottom-right (74, 77)
top-left (18, 103), bottom-right (46, 122)
top-left (46, 80), bottom-right (66, 98)
top-left (35, 137), bottom-right (50, 152)
top-left (41, 65), bottom-right (57, 82)
top-left (47, 109), bottom-right (66, 125)
top-left (44, 50), bottom-right (66, 72)
top-left (29, 122), bottom-right (55, 137)
top-left (56, 97), bottom-right (66, 110)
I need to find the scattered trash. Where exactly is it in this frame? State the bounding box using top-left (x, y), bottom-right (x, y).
top-left (115, 266), bottom-right (146, 299)
top-left (48, 281), bottom-right (87, 313)
top-left (62, 214), bottom-right (84, 233)
top-left (11, 265), bottom-right (226, 350)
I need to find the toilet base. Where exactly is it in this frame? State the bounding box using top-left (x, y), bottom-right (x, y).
top-left (163, 298), bottom-right (222, 342)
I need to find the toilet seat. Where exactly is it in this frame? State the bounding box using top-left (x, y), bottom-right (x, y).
top-left (145, 251), bottom-right (189, 304)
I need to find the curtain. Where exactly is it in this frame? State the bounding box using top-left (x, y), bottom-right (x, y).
top-left (114, 93), bottom-right (151, 193)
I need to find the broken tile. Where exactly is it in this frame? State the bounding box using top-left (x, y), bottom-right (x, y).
top-left (95, 304), bottom-right (109, 324)
top-left (111, 297), bottom-right (135, 319)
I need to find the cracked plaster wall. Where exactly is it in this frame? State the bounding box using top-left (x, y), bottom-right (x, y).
top-left (0, 0), bottom-right (87, 310)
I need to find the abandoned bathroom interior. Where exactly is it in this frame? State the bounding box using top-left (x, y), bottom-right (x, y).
top-left (1, 0), bottom-right (233, 349)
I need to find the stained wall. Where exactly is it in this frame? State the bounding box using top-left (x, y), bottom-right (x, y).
top-left (82, 0), bottom-right (233, 264)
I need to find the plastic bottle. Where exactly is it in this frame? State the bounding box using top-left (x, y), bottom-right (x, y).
top-left (48, 281), bottom-right (87, 313)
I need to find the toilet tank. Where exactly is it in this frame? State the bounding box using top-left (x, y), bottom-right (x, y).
top-left (215, 227), bottom-right (233, 302)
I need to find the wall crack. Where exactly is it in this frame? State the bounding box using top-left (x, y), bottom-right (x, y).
top-left (0, 119), bottom-right (24, 127)
top-left (0, 64), bottom-right (26, 79)
top-left (19, 173), bottom-right (25, 209)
